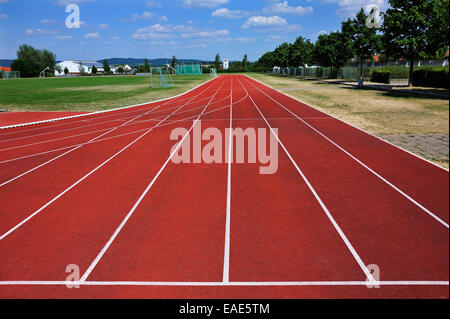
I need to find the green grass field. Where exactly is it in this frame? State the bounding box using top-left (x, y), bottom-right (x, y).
top-left (0, 75), bottom-right (212, 112)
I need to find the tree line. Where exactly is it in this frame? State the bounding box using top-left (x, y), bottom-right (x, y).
top-left (257, 0), bottom-right (449, 86)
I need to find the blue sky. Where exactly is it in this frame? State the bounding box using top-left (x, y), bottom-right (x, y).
top-left (0, 0), bottom-right (388, 61)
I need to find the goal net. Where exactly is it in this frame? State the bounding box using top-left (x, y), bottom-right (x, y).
top-left (176, 64), bottom-right (202, 75)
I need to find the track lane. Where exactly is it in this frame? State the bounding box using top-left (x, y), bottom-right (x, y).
top-left (81, 76), bottom-right (232, 282)
top-left (245, 75), bottom-right (449, 224)
top-left (240, 76), bottom-right (449, 283)
top-left (0, 77), bottom-right (224, 239)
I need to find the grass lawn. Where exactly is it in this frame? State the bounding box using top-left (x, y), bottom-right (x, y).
top-left (0, 75), bottom-right (212, 112)
top-left (247, 73), bottom-right (449, 169)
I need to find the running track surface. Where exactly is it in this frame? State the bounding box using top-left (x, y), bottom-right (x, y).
top-left (0, 75), bottom-right (448, 299)
top-left (0, 112), bottom-right (89, 127)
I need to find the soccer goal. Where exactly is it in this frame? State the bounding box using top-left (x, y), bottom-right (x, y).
top-left (1, 71), bottom-right (20, 79)
top-left (150, 67), bottom-right (173, 88)
top-left (176, 64), bottom-right (202, 75)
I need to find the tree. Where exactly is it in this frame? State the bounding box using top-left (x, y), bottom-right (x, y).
top-left (144, 58), bottom-right (151, 72)
top-left (116, 66), bottom-right (124, 74)
top-left (171, 56), bottom-right (177, 69)
top-left (381, 0), bottom-right (450, 86)
top-left (313, 32), bottom-right (353, 71)
top-left (342, 8), bottom-right (382, 86)
top-left (55, 64), bottom-right (62, 75)
top-left (257, 51), bottom-right (277, 70)
top-left (242, 54), bottom-right (248, 70)
top-left (78, 64), bottom-right (86, 75)
top-left (103, 59), bottom-right (111, 74)
top-left (64, 67), bottom-right (69, 75)
top-left (273, 42), bottom-right (292, 67)
top-left (10, 44), bottom-right (56, 77)
top-left (214, 53), bottom-right (221, 69)
top-left (92, 65), bottom-right (97, 75)
top-left (289, 36), bottom-right (315, 67)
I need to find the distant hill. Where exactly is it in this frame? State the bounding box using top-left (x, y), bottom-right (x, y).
top-left (99, 58), bottom-right (213, 66)
top-left (0, 59), bottom-right (13, 67)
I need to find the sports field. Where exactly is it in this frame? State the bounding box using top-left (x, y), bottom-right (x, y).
top-left (0, 75), bottom-right (211, 112)
top-left (0, 75), bottom-right (448, 298)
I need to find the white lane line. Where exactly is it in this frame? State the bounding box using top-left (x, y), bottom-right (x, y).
top-left (0, 280), bottom-right (447, 286)
top-left (79, 77), bottom-right (228, 282)
top-left (0, 94), bottom-right (231, 146)
top-left (0, 78), bottom-right (216, 131)
top-left (0, 94), bottom-right (230, 153)
top-left (223, 76), bottom-right (233, 283)
top-left (0, 102), bottom-right (167, 188)
top-left (0, 77), bottom-right (224, 241)
top-left (0, 96), bottom-right (248, 166)
top-left (249, 77), bottom-right (450, 173)
top-left (243, 76), bottom-right (449, 229)
top-left (0, 82), bottom-right (222, 188)
top-left (237, 76), bottom-right (376, 283)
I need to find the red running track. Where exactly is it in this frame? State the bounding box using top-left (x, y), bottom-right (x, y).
top-left (0, 75), bottom-right (448, 299)
top-left (0, 111), bottom-right (89, 127)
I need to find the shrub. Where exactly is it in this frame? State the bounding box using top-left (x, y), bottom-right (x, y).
top-left (371, 70), bottom-right (390, 84)
top-left (413, 66), bottom-right (449, 88)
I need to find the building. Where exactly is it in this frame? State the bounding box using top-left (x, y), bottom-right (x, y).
top-left (223, 58), bottom-right (230, 70)
top-left (55, 60), bottom-right (105, 76)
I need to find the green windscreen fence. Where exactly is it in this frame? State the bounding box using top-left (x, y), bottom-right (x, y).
top-left (176, 64), bottom-right (202, 75)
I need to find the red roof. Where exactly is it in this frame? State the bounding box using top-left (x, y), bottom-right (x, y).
top-left (0, 66), bottom-right (12, 72)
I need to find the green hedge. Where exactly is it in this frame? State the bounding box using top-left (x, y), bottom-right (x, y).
top-left (371, 70), bottom-right (391, 84)
top-left (412, 67), bottom-right (449, 88)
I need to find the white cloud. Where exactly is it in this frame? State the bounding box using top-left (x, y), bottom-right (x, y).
top-left (324, 0), bottom-right (388, 17)
top-left (41, 19), bottom-right (56, 24)
top-left (98, 23), bottom-right (109, 29)
top-left (146, 1), bottom-right (162, 8)
top-left (184, 0), bottom-right (229, 8)
top-left (211, 8), bottom-right (250, 19)
top-left (181, 29), bottom-right (230, 38)
top-left (55, 0), bottom-right (95, 7)
top-left (132, 23), bottom-right (230, 41)
top-left (84, 32), bottom-right (100, 39)
top-left (235, 37), bottom-right (256, 43)
top-left (131, 11), bottom-right (156, 21)
top-left (266, 35), bottom-right (281, 42)
top-left (25, 28), bottom-right (57, 35)
top-left (158, 15), bottom-right (169, 22)
top-left (243, 15), bottom-right (287, 29)
top-left (54, 35), bottom-right (73, 40)
top-left (263, 1), bottom-right (313, 16)
top-left (0, 14), bottom-right (7, 19)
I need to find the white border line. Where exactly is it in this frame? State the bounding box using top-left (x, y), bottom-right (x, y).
top-left (80, 76), bottom-right (228, 282)
top-left (246, 75), bottom-right (449, 173)
top-left (0, 280), bottom-right (447, 287)
top-left (243, 76), bottom-right (449, 229)
top-left (237, 76), bottom-right (376, 284)
top-left (223, 76), bottom-right (233, 283)
top-left (0, 77), bottom-right (222, 241)
top-left (0, 77), bottom-right (217, 130)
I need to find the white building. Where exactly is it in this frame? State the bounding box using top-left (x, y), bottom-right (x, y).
top-left (55, 60), bottom-right (105, 76)
top-left (223, 58), bottom-right (230, 70)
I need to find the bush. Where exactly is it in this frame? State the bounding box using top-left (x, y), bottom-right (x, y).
top-left (371, 70), bottom-right (390, 84)
top-left (413, 67), bottom-right (449, 88)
